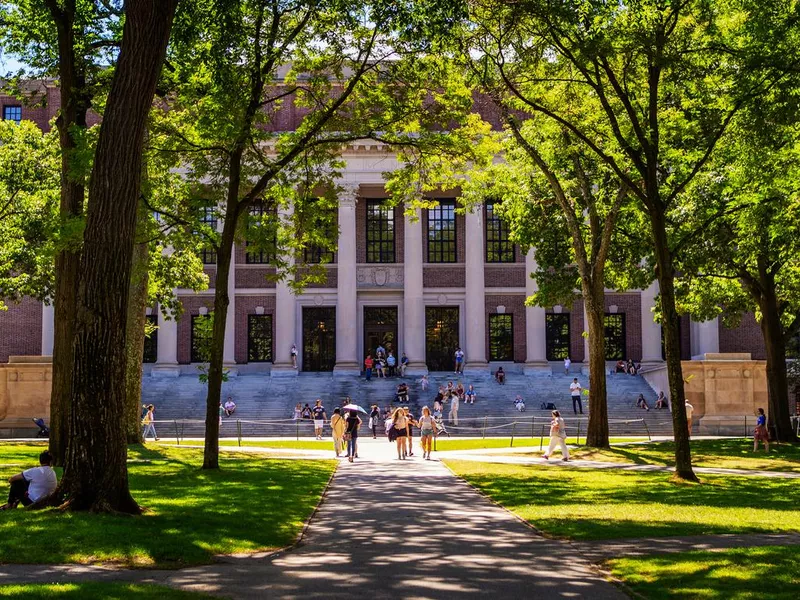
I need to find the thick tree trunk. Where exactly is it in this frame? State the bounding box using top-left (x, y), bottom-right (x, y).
top-left (584, 292), bottom-right (610, 447)
top-left (202, 219), bottom-right (236, 470)
top-left (124, 213), bottom-right (150, 445)
top-left (48, 4), bottom-right (88, 467)
top-left (57, 0), bottom-right (179, 512)
top-left (649, 210), bottom-right (697, 481)
top-left (758, 292), bottom-right (798, 443)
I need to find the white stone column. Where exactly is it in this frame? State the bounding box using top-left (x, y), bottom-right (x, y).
top-left (403, 207), bottom-right (427, 375)
top-left (272, 203), bottom-right (298, 376)
top-left (582, 302), bottom-right (590, 373)
top-left (524, 249), bottom-right (550, 376)
top-left (152, 304), bottom-right (179, 377)
top-left (334, 183), bottom-right (360, 375)
top-left (691, 317), bottom-right (720, 359)
top-left (464, 205), bottom-right (488, 373)
top-left (640, 281), bottom-right (664, 365)
top-left (41, 302), bottom-right (54, 357)
top-left (223, 249), bottom-right (237, 372)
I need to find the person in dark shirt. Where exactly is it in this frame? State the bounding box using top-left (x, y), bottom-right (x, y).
top-left (344, 410), bottom-right (362, 462)
top-left (301, 403), bottom-right (312, 419)
top-left (312, 399), bottom-right (327, 440)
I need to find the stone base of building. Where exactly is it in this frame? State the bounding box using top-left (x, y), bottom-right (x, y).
top-left (271, 364), bottom-right (299, 377)
top-left (333, 362), bottom-right (361, 377)
top-left (223, 363), bottom-right (238, 377)
top-left (463, 362), bottom-right (490, 377)
top-left (150, 365), bottom-right (181, 378)
top-left (524, 361), bottom-right (552, 377)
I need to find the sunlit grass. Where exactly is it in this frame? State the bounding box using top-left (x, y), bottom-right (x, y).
top-left (0, 583), bottom-right (210, 599)
top-left (433, 436), bottom-right (639, 451)
top-left (156, 439), bottom-right (332, 450)
top-left (445, 460), bottom-right (800, 540)
top-left (609, 546), bottom-right (800, 599)
top-left (0, 443), bottom-right (334, 567)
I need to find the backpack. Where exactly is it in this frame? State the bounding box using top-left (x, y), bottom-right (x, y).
top-left (540, 402), bottom-right (557, 410)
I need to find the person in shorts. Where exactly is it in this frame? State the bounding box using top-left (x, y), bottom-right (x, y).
top-left (753, 408), bottom-right (769, 452)
top-left (391, 408), bottom-right (409, 460)
top-left (1, 450), bottom-right (57, 510)
top-left (454, 347), bottom-right (464, 373)
top-left (403, 406), bottom-right (417, 457)
top-left (418, 406), bottom-right (437, 460)
top-left (312, 399), bottom-right (327, 440)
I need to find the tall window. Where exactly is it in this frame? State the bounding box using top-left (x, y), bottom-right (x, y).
top-left (190, 315), bottom-right (212, 363)
top-left (302, 201), bottom-right (336, 264)
top-left (142, 315), bottom-right (158, 363)
top-left (245, 202), bottom-right (277, 264)
top-left (546, 313), bottom-right (571, 360)
top-left (485, 201), bottom-right (515, 262)
top-left (247, 315), bottom-right (273, 362)
top-left (366, 200), bottom-right (395, 263)
top-left (427, 200), bottom-right (456, 263)
top-left (489, 314), bottom-right (514, 361)
top-left (198, 206), bottom-right (217, 265)
top-left (2, 105), bottom-right (21, 124)
top-left (604, 313), bottom-right (626, 360)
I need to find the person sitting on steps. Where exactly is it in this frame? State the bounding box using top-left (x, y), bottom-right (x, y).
top-left (655, 391), bottom-right (669, 410)
top-left (494, 367), bottom-right (505, 384)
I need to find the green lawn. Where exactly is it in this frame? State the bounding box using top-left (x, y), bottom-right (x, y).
top-left (433, 436), bottom-right (640, 451)
top-left (609, 545), bottom-right (800, 600)
top-left (568, 438), bottom-right (800, 472)
top-left (0, 583), bottom-right (210, 599)
top-left (0, 443), bottom-right (334, 567)
top-left (445, 460), bottom-right (800, 540)
top-left (157, 439), bottom-right (333, 451)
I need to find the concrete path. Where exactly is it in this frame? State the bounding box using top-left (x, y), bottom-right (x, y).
top-left (0, 438), bottom-right (626, 599)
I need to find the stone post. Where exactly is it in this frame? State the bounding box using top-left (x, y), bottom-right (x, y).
top-left (691, 317), bottom-right (720, 359)
top-left (403, 207), bottom-right (427, 375)
top-left (640, 281), bottom-right (664, 365)
top-left (524, 249), bottom-right (551, 376)
top-left (334, 183), bottom-right (360, 375)
top-left (272, 203), bottom-right (298, 376)
top-left (464, 205), bottom-right (488, 374)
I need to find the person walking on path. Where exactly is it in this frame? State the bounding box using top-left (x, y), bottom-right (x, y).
top-left (344, 410), bottom-right (362, 463)
top-left (685, 400), bottom-right (694, 436)
top-left (391, 408), bottom-right (409, 459)
top-left (569, 378), bottom-right (583, 414)
top-left (543, 410), bottom-right (569, 461)
top-left (448, 391), bottom-right (460, 426)
top-left (403, 406), bottom-right (417, 457)
top-left (330, 408), bottom-right (346, 457)
top-left (418, 406), bottom-right (437, 460)
top-left (753, 408), bottom-right (769, 452)
top-left (312, 399), bottom-right (327, 440)
top-left (369, 405), bottom-right (381, 439)
top-left (364, 354), bottom-right (373, 381)
top-left (142, 404), bottom-right (159, 442)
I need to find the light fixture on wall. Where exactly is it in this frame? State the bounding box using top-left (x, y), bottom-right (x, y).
top-left (199, 307), bottom-right (208, 316)
top-left (255, 306), bottom-right (265, 315)
top-left (496, 305), bottom-right (506, 314)
top-left (609, 305), bottom-right (618, 314)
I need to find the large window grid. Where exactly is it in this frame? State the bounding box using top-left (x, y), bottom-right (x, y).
top-left (247, 314), bottom-right (273, 362)
top-left (2, 105), bottom-right (21, 124)
top-left (190, 315), bottom-right (212, 363)
top-left (142, 315), bottom-right (158, 363)
top-left (485, 201), bottom-right (515, 263)
top-left (489, 314), bottom-right (514, 361)
top-left (301, 201), bottom-right (336, 264)
top-left (245, 203), bottom-right (277, 264)
top-left (604, 313), bottom-right (627, 360)
top-left (545, 314), bottom-right (571, 360)
top-left (366, 200), bottom-right (395, 263)
top-left (198, 206), bottom-right (217, 265)
top-left (427, 200), bottom-right (456, 263)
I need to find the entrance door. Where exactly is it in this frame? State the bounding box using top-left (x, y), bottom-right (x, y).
top-left (364, 307), bottom-right (398, 358)
top-left (425, 306), bottom-right (460, 371)
top-left (302, 307), bottom-right (336, 371)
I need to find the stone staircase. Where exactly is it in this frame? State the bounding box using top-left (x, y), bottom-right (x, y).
top-left (142, 365), bottom-right (674, 438)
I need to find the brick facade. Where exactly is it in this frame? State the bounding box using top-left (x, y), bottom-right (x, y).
top-left (484, 264), bottom-right (526, 288)
top-left (719, 312), bottom-right (767, 360)
top-left (235, 266), bottom-right (277, 288)
top-left (0, 297), bottom-right (42, 362)
top-left (484, 294), bottom-right (527, 362)
top-left (423, 265), bottom-right (466, 287)
top-left (176, 296), bottom-right (215, 364)
top-left (296, 266), bottom-right (337, 288)
top-left (234, 295), bottom-right (276, 364)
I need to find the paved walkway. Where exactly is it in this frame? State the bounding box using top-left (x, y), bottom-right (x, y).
top-left (0, 439), bottom-right (625, 599)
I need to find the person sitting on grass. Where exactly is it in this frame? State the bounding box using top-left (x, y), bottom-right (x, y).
top-left (1, 450), bottom-right (57, 510)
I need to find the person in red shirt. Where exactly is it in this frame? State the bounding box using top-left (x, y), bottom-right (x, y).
top-left (364, 354), bottom-right (374, 381)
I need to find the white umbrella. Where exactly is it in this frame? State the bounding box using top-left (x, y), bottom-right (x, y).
top-left (341, 403), bottom-right (368, 414)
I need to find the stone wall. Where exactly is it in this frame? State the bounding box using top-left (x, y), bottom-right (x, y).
top-left (0, 356), bottom-right (52, 421)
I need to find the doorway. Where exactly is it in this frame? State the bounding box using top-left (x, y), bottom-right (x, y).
top-left (302, 307), bottom-right (336, 371)
top-left (425, 306), bottom-right (460, 371)
top-left (364, 306), bottom-right (398, 359)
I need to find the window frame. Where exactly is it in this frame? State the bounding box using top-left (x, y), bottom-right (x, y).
top-left (545, 313), bottom-right (571, 360)
top-left (247, 314), bottom-right (274, 363)
top-left (198, 205), bottom-right (218, 265)
top-left (365, 199), bottom-right (395, 263)
top-left (489, 313), bottom-right (514, 361)
top-left (142, 314), bottom-right (158, 363)
top-left (485, 201), bottom-right (515, 263)
top-left (190, 315), bottom-right (212, 363)
top-left (2, 105), bottom-right (22, 124)
top-left (427, 199), bottom-right (457, 263)
top-left (604, 313), bottom-right (627, 360)
top-left (245, 202), bottom-right (277, 264)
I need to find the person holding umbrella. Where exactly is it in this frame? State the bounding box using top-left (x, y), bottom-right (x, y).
top-left (344, 409), bottom-right (362, 463)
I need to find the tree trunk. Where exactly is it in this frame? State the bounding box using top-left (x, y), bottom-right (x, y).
top-left (584, 291), bottom-right (610, 447)
top-left (124, 209), bottom-right (150, 445)
top-left (202, 219), bottom-right (236, 470)
top-left (57, 0), bottom-right (178, 513)
top-left (649, 209), bottom-right (697, 481)
top-left (47, 4), bottom-right (88, 467)
top-left (758, 290), bottom-right (798, 443)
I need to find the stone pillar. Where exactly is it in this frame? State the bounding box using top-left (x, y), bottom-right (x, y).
top-left (403, 207), bottom-right (427, 375)
top-left (334, 183), bottom-right (360, 375)
top-left (691, 317), bottom-right (720, 359)
top-left (41, 302), bottom-right (54, 357)
top-left (464, 205), bottom-right (488, 374)
top-left (272, 203), bottom-right (298, 376)
top-left (223, 246), bottom-right (237, 373)
top-left (640, 281), bottom-right (664, 365)
top-left (524, 249), bottom-right (550, 376)
top-left (152, 304), bottom-right (179, 377)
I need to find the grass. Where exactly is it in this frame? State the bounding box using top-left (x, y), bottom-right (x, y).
top-left (433, 436), bottom-right (640, 451)
top-left (0, 583), bottom-right (210, 599)
top-left (0, 443), bottom-right (334, 567)
top-left (444, 460), bottom-right (800, 540)
top-left (608, 546), bottom-right (800, 600)
top-left (157, 439), bottom-right (333, 451)
top-left (566, 438), bottom-right (800, 472)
